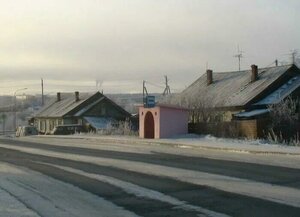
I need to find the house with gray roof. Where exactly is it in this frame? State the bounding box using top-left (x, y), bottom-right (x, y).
top-left (33, 91), bottom-right (131, 134)
top-left (181, 64), bottom-right (300, 138)
top-left (183, 64), bottom-right (300, 119)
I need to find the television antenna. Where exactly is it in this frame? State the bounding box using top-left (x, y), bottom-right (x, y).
top-left (233, 45), bottom-right (244, 71)
top-left (290, 49), bottom-right (298, 64)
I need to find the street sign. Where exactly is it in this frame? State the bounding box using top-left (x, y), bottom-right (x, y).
top-left (145, 95), bottom-right (155, 108)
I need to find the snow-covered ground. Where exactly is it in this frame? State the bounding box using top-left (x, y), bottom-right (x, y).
top-left (0, 162), bottom-right (138, 217)
top-left (18, 134), bottom-right (300, 169)
top-left (1, 135), bottom-right (300, 216)
top-left (0, 143), bottom-right (300, 208)
top-left (160, 134), bottom-right (300, 155)
top-left (33, 133), bottom-right (300, 155)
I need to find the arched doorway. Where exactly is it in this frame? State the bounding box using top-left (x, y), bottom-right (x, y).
top-left (144, 111), bottom-right (155, 138)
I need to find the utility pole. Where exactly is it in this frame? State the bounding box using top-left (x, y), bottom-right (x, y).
top-left (234, 45), bottom-right (244, 71)
top-left (41, 78), bottom-right (44, 106)
top-left (13, 88), bottom-right (27, 130)
top-left (142, 80), bottom-right (148, 105)
top-left (162, 75), bottom-right (171, 96)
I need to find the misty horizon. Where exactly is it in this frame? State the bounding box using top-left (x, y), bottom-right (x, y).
top-left (0, 0), bottom-right (299, 95)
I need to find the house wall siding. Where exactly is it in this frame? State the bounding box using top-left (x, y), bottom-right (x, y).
top-left (35, 118), bottom-right (63, 133)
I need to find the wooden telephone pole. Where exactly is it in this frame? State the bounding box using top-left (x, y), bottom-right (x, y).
top-left (41, 78), bottom-right (44, 106)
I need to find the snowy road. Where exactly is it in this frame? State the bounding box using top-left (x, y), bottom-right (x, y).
top-left (0, 136), bottom-right (300, 217)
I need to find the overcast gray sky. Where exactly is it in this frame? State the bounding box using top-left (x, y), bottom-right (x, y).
top-left (0, 0), bottom-right (299, 95)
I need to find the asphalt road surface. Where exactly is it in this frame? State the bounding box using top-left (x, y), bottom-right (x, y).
top-left (0, 137), bottom-right (300, 217)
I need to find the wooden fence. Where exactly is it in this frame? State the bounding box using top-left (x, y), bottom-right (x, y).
top-left (188, 119), bottom-right (270, 139)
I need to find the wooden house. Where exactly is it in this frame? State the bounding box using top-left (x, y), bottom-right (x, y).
top-left (33, 91), bottom-right (131, 134)
top-left (181, 64), bottom-right (300, 138)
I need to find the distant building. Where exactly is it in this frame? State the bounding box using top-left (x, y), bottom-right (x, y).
top-left (182, 64), bottom-right (300, 138)
top-left (33, 91), bottom-right (131, 134)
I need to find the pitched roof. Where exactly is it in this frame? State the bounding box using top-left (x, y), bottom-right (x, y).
top-left (254, 75), bottom-right (300, 106)
top-left (182, 64), bottom-right (299, 109)
top-left (34, 92), bottom-right (93, 118)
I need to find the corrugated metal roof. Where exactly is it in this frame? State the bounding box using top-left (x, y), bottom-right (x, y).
top-left (35, 92), bottom-right (93, 118)
top-left (182, 65), bottom-right (295, 108)
top-left (254, 75), bottom-right (300, 105)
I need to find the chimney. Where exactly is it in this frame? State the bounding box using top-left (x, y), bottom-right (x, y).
top-left (207, 69), bottom-right (213, 85)
top-left (251, 64), bottom-right (258, 82)
top-left (75, 91), bottom-right (79, 102)
top-left (57, 92), bottom-right (61, 102)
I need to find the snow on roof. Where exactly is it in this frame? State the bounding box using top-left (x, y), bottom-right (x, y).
top-left (84, 116), bottom-right (115, 129)
top-left (234, 109), bottom-right (270, 118)
top-left (182, 65), bottom-right (296, 108)
top-left (254, 75), bottom-right (300, 105)
top-left (34, 92), bottom-right (93, 118)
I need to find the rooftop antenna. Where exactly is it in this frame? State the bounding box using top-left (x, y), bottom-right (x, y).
top-left (290, 49), bottom-right (298, 64)
top-left (233, 45), bottom-right (244, 71)
top-left (162, 75), bottom-right (171, 96)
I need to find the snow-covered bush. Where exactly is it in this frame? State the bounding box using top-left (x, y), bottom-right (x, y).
top-left (95, 121), bottom-right (138, 136)
top-left (267, 97), bottom-right (300, 145)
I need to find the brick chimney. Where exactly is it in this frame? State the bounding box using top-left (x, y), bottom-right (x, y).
top-left (57, 92), bottom-right (61, 102)
top-left (251, 65), bottom-right (258, 82)
top-left (207, 69), bottom-right (213, 85)
top-left (75, 91), bottom-right (79, 102)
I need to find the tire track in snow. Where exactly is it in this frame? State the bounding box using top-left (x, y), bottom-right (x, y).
top-left (38, 161), bottom-right (229, 217)
top-left (3, 138), bottom-right (300, 189)
top-left (1, 147), bottom-right (300, 217)
top-left (0, 185), bottom-right (42, 217)
top-left (0, 162), bottom-right (140, 217)
top-left (1, 143), bottom-right (300, 209)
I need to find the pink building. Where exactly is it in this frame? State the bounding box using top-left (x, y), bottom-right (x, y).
top-left (139, 104), bottom-right (189, 139)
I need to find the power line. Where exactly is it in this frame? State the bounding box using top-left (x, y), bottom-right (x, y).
top-left (145, 81), bottom-right (165, 89)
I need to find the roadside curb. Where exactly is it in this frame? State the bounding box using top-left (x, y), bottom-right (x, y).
top-left (34, 135), bottom-right (300, 156)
